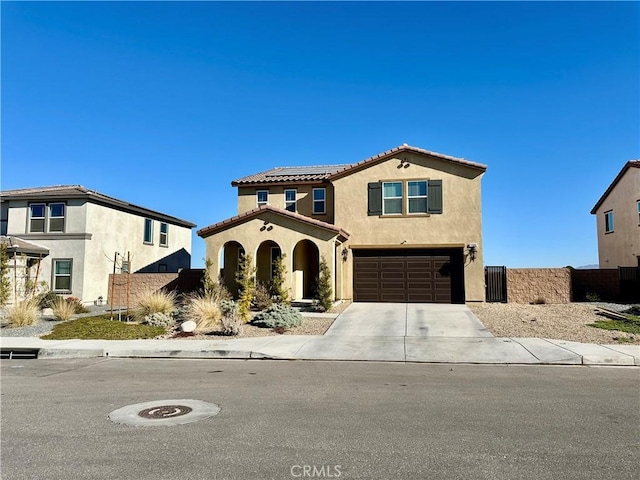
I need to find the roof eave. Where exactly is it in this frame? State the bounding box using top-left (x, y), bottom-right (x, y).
top-left (590, 161), bottom-right (639, 214)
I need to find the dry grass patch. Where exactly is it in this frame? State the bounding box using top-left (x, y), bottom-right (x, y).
top-left (3, 299), bottom-right (40, 327)
top-left (51, 297), bottom-right (76, 321)
top-left (184, 294), bottom-right (223, 333)
top-left (132, 290), bottom-right (176, 322)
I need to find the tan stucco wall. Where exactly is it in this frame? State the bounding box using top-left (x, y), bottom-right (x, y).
top-left (332, 152), bottom-right (485, 302)
top-left (202, 210), bottom-right (341, 300)
top-left (237, 185), bottom-right (335, 224)
top-left (595, 167), bottom-right (640, 268)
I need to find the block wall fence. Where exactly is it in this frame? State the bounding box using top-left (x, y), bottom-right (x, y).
top-left (108, 269), bottom-right (204, 308)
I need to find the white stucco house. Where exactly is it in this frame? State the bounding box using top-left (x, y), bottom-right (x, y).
top-left (0, 185), bottom-right (195, 305)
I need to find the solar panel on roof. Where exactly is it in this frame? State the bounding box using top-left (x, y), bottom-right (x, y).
top-left (265, 165), bottom-right (349, 177)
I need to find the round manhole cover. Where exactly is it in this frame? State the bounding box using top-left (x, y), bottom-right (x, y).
top-left (138, 405), bottom-right (193, 419)
top-left (109, 399), bottom-right (220, 427)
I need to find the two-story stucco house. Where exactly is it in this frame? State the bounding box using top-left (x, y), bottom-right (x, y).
top-left (591, 160), bottom-right (640, 268)
top-left (0, 185), bottom-right (196, 304)
top-left (198, 145), bottom-right (486, 304)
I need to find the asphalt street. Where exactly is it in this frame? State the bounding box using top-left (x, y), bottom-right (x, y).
top-left (1, 359), bottom-right (638, 480)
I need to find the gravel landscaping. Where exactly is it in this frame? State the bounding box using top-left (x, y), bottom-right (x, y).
top-left (468, 302), bottom-right (640, 345)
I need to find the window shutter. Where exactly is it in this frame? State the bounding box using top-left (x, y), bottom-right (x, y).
top-left (367, 182), bottom-right (382, 216)
top-left (427, 180), bottom-right (443, 214)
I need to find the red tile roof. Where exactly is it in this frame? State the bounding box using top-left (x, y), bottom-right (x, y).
top-left (197, 204), bottom-right (350, 240)
top-left (231, 144), bottom-right (487, 186)
top-left (590, 160), bottom-right (640, 214)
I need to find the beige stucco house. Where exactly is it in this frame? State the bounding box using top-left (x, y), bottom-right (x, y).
top-left (0, 185), bottom-right (195, 304)
top-left (198, 145), bottom-right (487, 304)
top-left (591, 160), bottom-right (640, 268)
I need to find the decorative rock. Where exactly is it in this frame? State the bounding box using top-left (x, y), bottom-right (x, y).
top-left (180, 320), bottom-right (197, 333)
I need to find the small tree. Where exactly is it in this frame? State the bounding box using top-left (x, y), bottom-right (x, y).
top-left (202, 257), bottom-right (217, 297)
top-left (235, 253), bottom-right (256, 322)
top-left (269, 253), bottom-right (289, 304)
top-left (314, 255), bottom-right (333, 312)
top-left (0, 243), bottom-right (10, 306)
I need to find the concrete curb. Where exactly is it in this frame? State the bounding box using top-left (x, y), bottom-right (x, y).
top-left (1, 336), bottom-right (638, 366)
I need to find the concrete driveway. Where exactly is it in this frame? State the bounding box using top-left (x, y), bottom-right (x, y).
top-left (324, 302), bottom-right (493, 338)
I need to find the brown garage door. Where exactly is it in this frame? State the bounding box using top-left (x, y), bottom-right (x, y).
top-left (353, 249), bottom-right (464, 303)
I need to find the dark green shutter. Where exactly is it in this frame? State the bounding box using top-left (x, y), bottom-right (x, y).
top-left (427, 180), bottom-right (442, 214)
top-left (367, 182), bottom-right (382, 216)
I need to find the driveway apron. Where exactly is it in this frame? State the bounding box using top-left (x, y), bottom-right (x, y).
top-left (325, 302), bottom-right (493, 338)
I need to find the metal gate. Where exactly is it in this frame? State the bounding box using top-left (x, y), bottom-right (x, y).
top-left (485, 266), bottom-right (507, 303)
top-left (619, 267), bottom-right (640, 302)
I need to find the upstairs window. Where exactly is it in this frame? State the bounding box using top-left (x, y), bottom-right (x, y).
top-left (382, 182), bottom-right (403, 215)
top-left (604, 211), bottom-right (614, 233)
top-left (29, 202), bottom-right (67, 233)
top-left (49, 203), bottom-right (65, 232)
top-left (29, 204), bottom-right (46, 232)
top-left (407, 181), bottom-right (428, 214)
top-left (637, 201), bottom-right (640, 225)
top-left (144, 218), bottom-right (153, 244)
top-left (160, 222), bottom-right (168, 247)
top-left (368, 180), bottom-right (442, 216)
top-left (284, 189), bottom-right (297, 212)
top-left (313, 188), bottom-right (326, 214)
top-left (257, 190), bottom-right (269, 207)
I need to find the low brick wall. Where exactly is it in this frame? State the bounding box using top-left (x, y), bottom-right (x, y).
top-left (506, 268), bottom-right (571, 304)
top-left (108, 273), bottom-right (178, 308)
top-left (108, 269), bottom-right (204, 308)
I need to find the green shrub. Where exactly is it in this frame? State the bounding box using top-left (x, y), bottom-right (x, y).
top-left (65, 296), bottom-right (89, 314)
top-left (236, 253), bottom-right (256, 322)
top-left (202, 259), bottom-right (232, 303)
top-left (252, 282), bottom-right (273, 310)
top-left (221, 309), bottom-right (242, 336)
top-left (132, 290), bottom-right (176, 322)
top-left (314, 256), bottom-right (333, 312)
top-left (4, 299), bottom-right (40, 327)
top-left (51, 296), bottom-right (76, 321)
top-left (36, 291), bottom-right (60, 309)
top-left (144, 312), bottom-right (176, 328)
top-left (0, 244), bottom-right (10, 307)
top-left (269, 253), bottom-right (289, 304)
top-left (220, 299), bottom-right (237, 316)
top-left (585, 292), bottom-right (601, 302)
top-left (252, 304), bottom-right (303, 329)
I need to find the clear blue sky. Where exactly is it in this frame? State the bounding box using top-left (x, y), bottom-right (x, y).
top-left (2, 1), bottom-right (638, 268)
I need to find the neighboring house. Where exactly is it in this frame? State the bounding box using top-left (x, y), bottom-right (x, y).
top-left (198, 144), bottom-right (487, 304)
top-left (591, 160), bottom-right (640, 268)
top-left (0, 236), bottom-right (50, 305)
top-left (0, 185), bottom-right (196, 304)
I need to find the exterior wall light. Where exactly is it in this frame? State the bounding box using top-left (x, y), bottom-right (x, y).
top-left (467, 243), bottom-right (478, 262)
top-left (341, 248), bottom-right (349, 262)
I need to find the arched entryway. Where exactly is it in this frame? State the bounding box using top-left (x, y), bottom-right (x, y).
top-left (255, 240), bottom-right (282, 288)
top-left (293, 239), bottom-right (320, 299)
top-left (220, 241), bottom-right (245, 297)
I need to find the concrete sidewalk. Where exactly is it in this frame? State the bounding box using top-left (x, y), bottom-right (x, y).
top-left (1, 335), bottom-right (638, 365)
